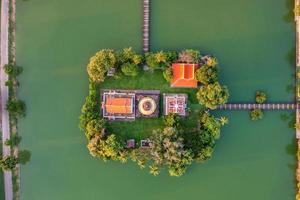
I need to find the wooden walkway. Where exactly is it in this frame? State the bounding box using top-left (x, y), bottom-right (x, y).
top-left (143, 0), bottom-right (150, 53)
top-left (217, 103), bottom-right (299, 110)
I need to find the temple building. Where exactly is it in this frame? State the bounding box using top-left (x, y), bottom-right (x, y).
top-left (171, 63), bottom-right (199, 88)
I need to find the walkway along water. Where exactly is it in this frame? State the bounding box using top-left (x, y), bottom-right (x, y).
top-left (143, 0), bottom-right (150, 53)
top-left (0, 0), bottom-right (13, 200)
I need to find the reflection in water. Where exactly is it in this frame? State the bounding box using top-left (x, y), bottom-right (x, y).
top-left (283, 0), bottom-right (294, 22)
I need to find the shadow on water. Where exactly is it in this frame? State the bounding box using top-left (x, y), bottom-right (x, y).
top-left (286, 84), bottom-right (295, 95)
top-left (285, 137), bottom-right (297, 190)
top-left (285, 47), bottom-right (296, 67)
top-left (280, 112), bottom-right (296, 129)
top-left (283, 0), bottom-right (294, 23)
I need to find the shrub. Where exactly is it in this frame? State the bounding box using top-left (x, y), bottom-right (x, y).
top-left (86, 118), bottom-right (106, 140)
top-left (195, 65), bottom-right (218, 85)
top-left (178, 49), bottom-right (200, 63)
top-left (5, 135), bottom-right (21, 147)
top-left (6, 99), bottom-right (26, 118)
top-left (250, 109), bottom-right (264, 121)
top-left (4, 64), bottom-right (23, 77)
top-left (18, 150), bottom-right (31, 165)
top-left (196, 82), bottom-right (229, 109)
top-left (121, 63), bottom-right (139, 76)
top-left (0, 156), bottom-right (18, 171)
top-left (255, 91), bottom-right (267, 104)
top-left (87, 49), bottom-right (116, 82)
top-left (163, 67), bottom-right (173, 83)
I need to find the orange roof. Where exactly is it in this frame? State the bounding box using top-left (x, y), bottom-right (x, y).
top-left (105, 97), bottom-right (133, 114)
top-left (171, 63), bottom-right (199, 88)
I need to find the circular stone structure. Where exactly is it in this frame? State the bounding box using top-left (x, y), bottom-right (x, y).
top-left (138, 97), bottom-right (157, 116)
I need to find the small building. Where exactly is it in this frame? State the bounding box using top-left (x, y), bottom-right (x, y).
top-left (141, 139), bottom-right (152, 148)
top-left (171, 63), bottom-right (199, 88)
top-left (102, 90), bottom-right (135, 120)
top-left (163, 93), bottom-right (188, 116)
top-left (127, 139), bottom-right (135, 148)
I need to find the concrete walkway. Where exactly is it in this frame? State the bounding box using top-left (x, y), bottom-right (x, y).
top-left (0, 0), bottom-right (13, 200)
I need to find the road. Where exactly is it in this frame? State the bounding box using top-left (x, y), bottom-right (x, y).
top-left (0, 0), bottom-right (13, 199)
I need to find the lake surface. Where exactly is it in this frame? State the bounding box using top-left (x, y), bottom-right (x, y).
top-left (16, 0), bottom-right (296, 200)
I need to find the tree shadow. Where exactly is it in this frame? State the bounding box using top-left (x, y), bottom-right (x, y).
top-left (285, 47), bottom-right (296, 67)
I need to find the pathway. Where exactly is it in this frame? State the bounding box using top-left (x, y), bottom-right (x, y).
top-left (143, 0), bottom-right (150, 53)
top-left (0, 0), bottom-right (13, 200)
top-left (217, 103), bottom-right (299, 110)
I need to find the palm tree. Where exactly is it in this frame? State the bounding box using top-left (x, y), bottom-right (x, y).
top-left (218, 117), bottom-right (229, 126)
top-left (149, 165), bottom-right (159, 176)
top-left (137, 159), bottom-right (145, 169)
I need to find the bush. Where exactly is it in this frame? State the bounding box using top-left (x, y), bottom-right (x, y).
top-left (163, 67), bottom-right (173, 83)
top-left (79, 82), bottom-right (100, 131)
top-left (250, 109), bottom-right (264, 121)
top-left (121, 63), bottom-right (139, 76)
top-left (18, 150), bottom-right (31, 165)
top-left (195, 65), bottom-right (218, 85)
top-left (178, 49), bottom-right (200, 63)
top-left (6, 99), bottom-right (26, 118)
top-left (255, 91), bottom-right (267, 104)
top-left (196, 82), bottom-right (229, 109)
top-left (5, 135), bottom-right (21, 147)
top-left (4, 64), bottom-right (23, 77)
top-left (87, 49), bottom-right (116, 82)
top-left (164, 113), bottom-right (180, 127)
top-left (85, 118), bottom-right (106, 140)
top-left (0, 156), bottom-right (18, 171)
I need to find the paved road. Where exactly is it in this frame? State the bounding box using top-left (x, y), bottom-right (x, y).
top-left (0, 0), bottom-right (13, 200)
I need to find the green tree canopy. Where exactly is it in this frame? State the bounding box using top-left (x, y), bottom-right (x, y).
top-left (163, 67), bottom-right (173, 83)
top-left (117, 47), bottom-right (142, 66)
top-left (6, 99), bottom-right (26, 118)
top-left (87, 49), bottom-right (116, 82)
top-left (121, 63), bottom-right (139, 76)
top-left (195, 65), bottom-right (218, 85)
top-left (250, 109), bottom-right (264, 121)
top-left (0, 156), bottom-right (18, 171)
top-left (255, 91), bottom-right (267, 104)
top-left (196, 82), bottom-right (229, 109)
top-left (18, 150), bottom-right (31, 165)
top-left (149, 127), bottom-right (193, 177)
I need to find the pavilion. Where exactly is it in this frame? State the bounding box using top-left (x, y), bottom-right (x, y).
top-left (163, 93), bottom-right (188, 116)
top-left (171, 63), bottom-right (199, 88)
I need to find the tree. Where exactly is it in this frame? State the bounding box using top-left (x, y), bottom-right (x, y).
top-left (218, 117), bottom-right (229, 126)
top-left (5, 135), bottom-right (21, 147)
top-left (6, 99), bottom-right (26, 118)
top-left (195, 65), bottom-right (218, 85)
top-left (116, 47), bottom-right (142, 66)
top-left (149, 164), bottom-right (160, 176)
top-left (255, 91), bottom-right (267, 104)
top-left (163, 113), bottom-right (180, 127)
top-left (79, 82), bottom-right (100, 131)
top-left (196, 82), bottom-right (229, 109)
top-left (18, 150), bottom-right (31, 165)
top-left (149, 127), bottom-right (193, 177)
top-left (250, 109), bottom-right (264, 121)
top-left (178, 49), bottom-right (200, 63)
top-left (145, 51), bottom-right (175, 70)
top-left (85, 118), bottom-right (106, 140)
top-left (87, 49), bottom-right (116, 82)
top-left (4, 64), bottom-right (23, 77)
top-left (87, 134), bottom-right (126, 162)
top-left (0, 156), bottom-right (18, 171)
top-left (163, 67), bottom-right (173, 83)
top-left (206, 56), bottom-right (218, 67)
top-left (121, 63), bottom-right (139, 76)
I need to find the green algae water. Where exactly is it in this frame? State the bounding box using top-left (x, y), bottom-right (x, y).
top-left (16, 0), bottom-right (295, 200)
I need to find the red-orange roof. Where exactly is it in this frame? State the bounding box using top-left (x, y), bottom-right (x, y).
top-left (171, 63), bottom-right (199, 88)
top-left (105, 98), bottom-right (133, 114)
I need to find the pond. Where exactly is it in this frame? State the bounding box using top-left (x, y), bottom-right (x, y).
top-left (16, 0), bottom-right (296, 199)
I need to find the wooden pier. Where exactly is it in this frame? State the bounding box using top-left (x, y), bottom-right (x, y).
top-left (143, 0), bottom-right (150, 53)
top-left (217, 103), bottom-right (299, 110)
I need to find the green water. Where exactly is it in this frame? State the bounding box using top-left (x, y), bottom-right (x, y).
top-left (16, 0), bottom-right (296, 200)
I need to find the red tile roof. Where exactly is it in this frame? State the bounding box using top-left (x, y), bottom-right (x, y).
top-left (171, 63), bottom-right (199, 88)
top-left (105, 98), bottom-right (133, 114)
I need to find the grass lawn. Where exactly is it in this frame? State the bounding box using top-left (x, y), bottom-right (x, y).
top-left (100, 69), bottom-right (202, 140)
